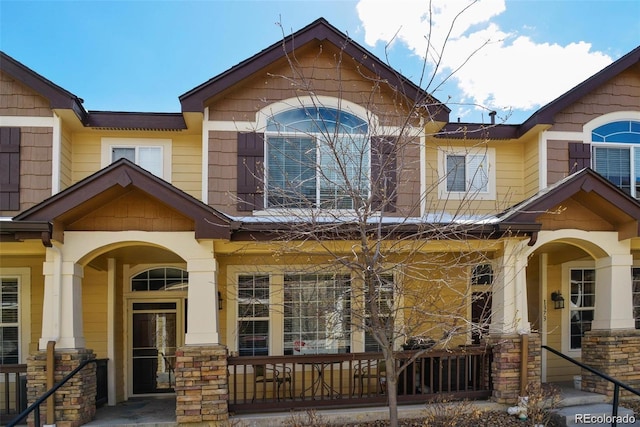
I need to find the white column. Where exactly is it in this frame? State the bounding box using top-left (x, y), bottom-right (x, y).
top-left (491, 239), bottom-right (530, 334)
top-left (592, 253), bottom-right (635, 330)
top-left (40, 246), bottom-right (62, 349)
top-left (185, 257), bottom-right (220, 345)
top-left (39, 245), bottom-right (86, 349)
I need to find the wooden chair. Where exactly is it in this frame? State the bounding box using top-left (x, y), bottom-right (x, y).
top-left (352, 360), bottom-right (386, 396)
top-left (252, 364), bottom-right (292, 402)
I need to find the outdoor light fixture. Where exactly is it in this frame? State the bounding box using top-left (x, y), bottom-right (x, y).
top-left (551, 291), bottom-right (565, 310)
top-left (218, 291), bottom-right (223, 310)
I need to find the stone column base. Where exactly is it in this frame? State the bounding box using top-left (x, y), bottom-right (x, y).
top-left (26, 348), bottom-right (96, 427)
top-left (582, 329), bottom-right (640, 397)
top-left (175, 344), bottom-right (229, 426)
top-left (486, 333), bottom-right (541, 404)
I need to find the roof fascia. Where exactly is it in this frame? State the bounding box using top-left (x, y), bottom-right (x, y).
top-left (0, 51), bottom-right (88, 124)
top-left (502, 168), bottom-right (640, 233)
top-left (14, 159), bottom-right (231, 239)
top-left (179, 18), bottom-right (449, 121)
top-left (519, 45), bottom-right (640, 133)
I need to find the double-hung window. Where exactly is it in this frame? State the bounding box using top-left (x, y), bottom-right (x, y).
top-left (101, 138), bottom-right (171, 181)
top-left (569, 268), bottom-right (595, 350)
top-left (0, 277), bottom-right (19, 364)
top-left (283, 273), bottom-right (351, 355)
top-left (591, 121), bottom-right (640, 197)
top-left (439, 148), bottom-right (495, 200)
top-left (112, 146), bottom-right (163, 177)
top-left (237, 274), bottom-right (270, 356)
top-left (266, 107), bottom-right (369, 209)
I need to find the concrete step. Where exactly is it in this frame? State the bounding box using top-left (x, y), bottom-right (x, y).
top-left (553, 403), bottom-right (639, 427)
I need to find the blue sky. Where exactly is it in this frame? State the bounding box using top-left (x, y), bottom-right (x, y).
top-left (1, 0), bottom-right (638, 123)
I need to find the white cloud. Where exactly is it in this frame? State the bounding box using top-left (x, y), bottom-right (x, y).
top-left (356, 0), bottom-right (613, 118)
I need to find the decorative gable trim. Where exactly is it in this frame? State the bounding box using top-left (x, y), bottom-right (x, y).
top-left (499, 168), bottom-right (640, 240)
top-left (14, 159), bottom-right (231, 239)
top-left (179, 18), bottom-right (449, 122)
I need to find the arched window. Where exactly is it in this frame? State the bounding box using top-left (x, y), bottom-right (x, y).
top-left (591, 120), bottom-right (640, 196)
top-left (265, 106), bottom-right (370, 209)
top-left (131, 267), bottom-right (188, 292)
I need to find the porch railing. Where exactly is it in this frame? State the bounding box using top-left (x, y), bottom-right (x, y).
top-left (0, 364), bottom-right (27, 425)
top-left (6, 358), bottom-right (108, 427)
top-left (542, 345), bottom-right (640, 427)
top-left (228, 346), bottom-right (492, 413)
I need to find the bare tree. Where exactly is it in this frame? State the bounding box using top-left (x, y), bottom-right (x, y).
top-left (230, 9), bottom-right (525, 427)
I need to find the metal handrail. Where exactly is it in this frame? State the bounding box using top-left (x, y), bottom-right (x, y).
top-left (542, 345), bottom-right (640, 427)
top-left (7, 358), bottom-right (100, 427)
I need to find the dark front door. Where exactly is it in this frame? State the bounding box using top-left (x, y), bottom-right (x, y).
top-left (132, 302), bottom-right (178, 394)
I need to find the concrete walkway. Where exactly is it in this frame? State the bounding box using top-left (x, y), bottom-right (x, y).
top-left (83, 383), bottom-right (635, 426)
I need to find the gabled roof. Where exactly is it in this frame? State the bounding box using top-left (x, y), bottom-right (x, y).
top-left (436, 45), bottom-right (640, 140)
top-left (0, 51), bottom-right (88, 123)
top-left (14, 159), bottom-right (231, 239)
top-left (499, 168), bottom-right (640, 240)
top-left (179, 18), bottom-right (450, 122)
top-left (520, 45), bottom-right (640, 133)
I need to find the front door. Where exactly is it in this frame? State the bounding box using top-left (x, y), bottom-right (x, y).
top-left (131, 300), bottom-right (182, 394)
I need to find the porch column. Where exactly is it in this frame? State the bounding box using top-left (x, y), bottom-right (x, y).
top-left (39, 244), bottom-right (85, 350)
top-left (185, 256), bottom-right (219, 345)
top-left (592, 253), bottom-right (635, 330)
top-left (491, 238), bottom-right (530, 334)
top-left (488, 238), bottom-right (538, 404)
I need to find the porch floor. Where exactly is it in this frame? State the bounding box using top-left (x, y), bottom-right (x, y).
top-left (84, 383), bottom-right (609, 426)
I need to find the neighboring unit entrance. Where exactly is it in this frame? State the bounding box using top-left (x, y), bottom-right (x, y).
top-left (131, 301), bottom-right (179, 394)
top-left (127, 266), bottom-right (188, 396)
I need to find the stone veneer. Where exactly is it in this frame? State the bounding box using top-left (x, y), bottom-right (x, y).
top-left (581, 329), bottom-right (640, 397)
top-left (26, 349), bottom-right (96, 427)
top-left (487, 333), bottom-right (541, 404)
top-left (175, 345), bottom-right (229, 426)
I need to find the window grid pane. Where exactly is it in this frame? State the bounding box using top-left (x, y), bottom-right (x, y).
top-left (1, 278), bottom-right (19, 364)
top-left (569, 269), bottom-right (595, 350)
top-left (593, 147), bottom-right (631, 194)
top-left (238, 275), bottom-right (270, 356)
top-left (446, 155), bottom-right (466, 192)
top-left (633, 268), bottom-right (640, 330)
top-left (284, 274), bottom-right (351, 355)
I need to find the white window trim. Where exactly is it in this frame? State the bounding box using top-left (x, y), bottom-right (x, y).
top-left (101, 137), bottom-right (172, 182)
top-left (0, 268), bottom-right (31, 364)
top-left (438, 147), bottom-right (496, 200)
top-left (226, 265), bottom-right (404, 355)
top-left (561, 260), bottom-right (595, 358)
top-left (467, 263), bottom-right (494, 345)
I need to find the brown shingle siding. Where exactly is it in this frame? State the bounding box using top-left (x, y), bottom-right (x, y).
top-left (550, 69), bottom-right (640, 131)
top-left (0, 70), bottom-right (52, 117)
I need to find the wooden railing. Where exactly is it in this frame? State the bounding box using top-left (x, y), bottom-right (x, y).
top-left (0, 364), bottom-right (27, 425)
top-left (228, 346), bottom-right (492, 413)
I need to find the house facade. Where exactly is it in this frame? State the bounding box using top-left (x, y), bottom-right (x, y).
top-left (1, 18), bottom-right (639, 426)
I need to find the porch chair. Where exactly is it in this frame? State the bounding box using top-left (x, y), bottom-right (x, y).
top-left (352, 360), bottom-right (386, 396)
top-left (252, 364), bottom-right (292, 402)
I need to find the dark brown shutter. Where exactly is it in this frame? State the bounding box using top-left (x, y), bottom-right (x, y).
top-left (568, 142), bottom-right (591, 173)
top-left (371, 136), bottom-right (397, 212)
top-left (237, 132), bottom-right (264, 211)
top-left (0, 127), bottom-right (20, 211)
